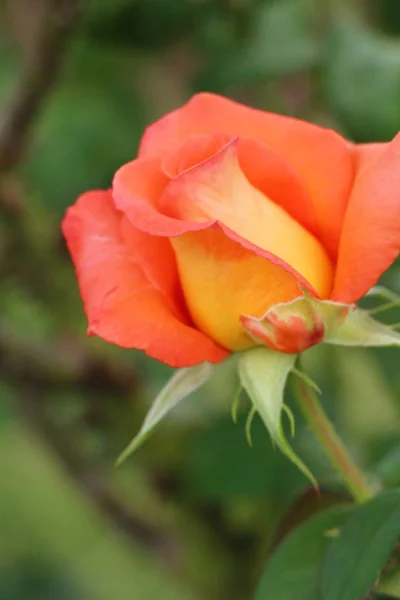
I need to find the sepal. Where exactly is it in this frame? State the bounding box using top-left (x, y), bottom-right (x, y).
top-left (116, 362), bottom-right (214, 465)
top-left (324, 306), bottom-right (400, 347)
top-left (238, 347), bottom-right (317, 486)
top-left (241, 293), bottom-right (350, 353)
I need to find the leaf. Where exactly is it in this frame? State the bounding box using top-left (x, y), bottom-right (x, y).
top-left (238, 348), bottom-right (316, 486)
top-left (255, 505), bottom-right (352, 600)
top-left (320, 489), bottom-right (400, 600)
top-left (324, 308), bottom-right (400, 347)
top-left (116, 363), bottom-right (214, 465)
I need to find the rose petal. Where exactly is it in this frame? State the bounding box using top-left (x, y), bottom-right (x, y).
top-left (113, 156), bottom-right (207, 236)
top-left (163, 132), bottom-right (318, 238)
top-left (332, 133), bottom-right (400, 303)
top-left (160, 139), bottom-right (333, 300)
top-left (62, 190), bottom-right (228, 366)
top-left (170, 225), bottom-right (304, 351)
top-left (139, 92), bottom-right (354, 257)
top-left (354, 142), bottom-right (386, 171)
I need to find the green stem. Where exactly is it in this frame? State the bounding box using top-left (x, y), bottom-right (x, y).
top-left (294, 381), bottom-right (374, 504)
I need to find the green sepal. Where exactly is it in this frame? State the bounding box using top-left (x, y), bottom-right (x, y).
top-left (324, 306), bottom-right (400, 347)
top-left (238, 347), bottom-right (317, 487)
top-left (116, 362), bottom-right (214, 465)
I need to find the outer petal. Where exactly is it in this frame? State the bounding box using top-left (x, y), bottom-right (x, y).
top-left (354, 142), bottom-right (386, 171)
top-left (113, 141), bottom-right (333, 299)
top-left (113, 156), bottom-right (207, 237)
top-left (139, 92), bottom-right (355, 257)
top-left (61, 190), bottom-right (228, 367)
top-left (332, 133), bottom-right (400, 303)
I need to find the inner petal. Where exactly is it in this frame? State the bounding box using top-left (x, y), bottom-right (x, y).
top-left (160, 139), bottom-right (333, 300)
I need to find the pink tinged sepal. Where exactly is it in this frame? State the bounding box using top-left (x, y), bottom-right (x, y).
top-left (240, 294), bottom-right (350, 354)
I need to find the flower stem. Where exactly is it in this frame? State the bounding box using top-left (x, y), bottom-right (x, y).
top-left (294, 381), bottom-right (374, 504)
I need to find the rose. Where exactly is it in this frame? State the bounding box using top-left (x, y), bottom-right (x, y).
top-left (62, 93), bottom-right (400, 367)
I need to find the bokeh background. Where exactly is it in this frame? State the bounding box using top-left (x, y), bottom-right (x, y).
top-left (1, 1), bottom-right (400, 599)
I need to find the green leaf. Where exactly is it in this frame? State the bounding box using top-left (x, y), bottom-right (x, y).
top-left (324, 308), bottom-right (400, 347)
top-left (116, 363), bottom-right (214, 465)
top-left (255, 505), bottom-right (352, 600)
top-left (238, 348), bottom-right (316, 486)
top-left (320, 489), bottom-right (400, 600)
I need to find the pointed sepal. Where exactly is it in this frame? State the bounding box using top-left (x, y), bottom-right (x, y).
top-left (324, 306), bottom-right (400, 347)
top-left (238, 347), bottom-right (317, 486)
top-left (116, 362), bottom-right (214, 465)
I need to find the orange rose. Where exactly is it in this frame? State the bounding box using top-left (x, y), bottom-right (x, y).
top-left (62, 93), bottom-right (400, 367)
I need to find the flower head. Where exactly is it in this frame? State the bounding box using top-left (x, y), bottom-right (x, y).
top-left (62, 93), bottom-right (400, 367)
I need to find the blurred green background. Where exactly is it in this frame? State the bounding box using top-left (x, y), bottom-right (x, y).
top-left (1, 0), bottom-right (400, 598)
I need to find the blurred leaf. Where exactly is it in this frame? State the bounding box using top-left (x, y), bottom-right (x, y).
top-left (196, 0), bottom-right (320, 92)
top-left (83, 0), bottom-right (207, 49)
top-left (117, 363), bottom-right (215, 465)
top-left (368, 0), bottom-right (400, 36)
top-left (321, 489), bottom-right (400, 600)
top-left (375, 444), bottom-right (400, 488)
top-left (184, 415), bottom-right (306, 502)
top-left (0, 562), bottom-right (89, 600)
top-left (323, 16), bottom-right (400, 141)
top-left (23, 41), bottom-right (145, 214)
top-left (255, 504), bottom-right (352, 600)
top-left (335, 347), bottom-right (400, 450)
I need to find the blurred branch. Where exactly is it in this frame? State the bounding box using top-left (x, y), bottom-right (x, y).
top-left (0, 0), bottom-right (188, 575)
top-left (0, 320), bottom-right (138, 394)
top-left (0, 324), bottom-right (183, 571)
top-left (0, 0), bottom-right (82, 173)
